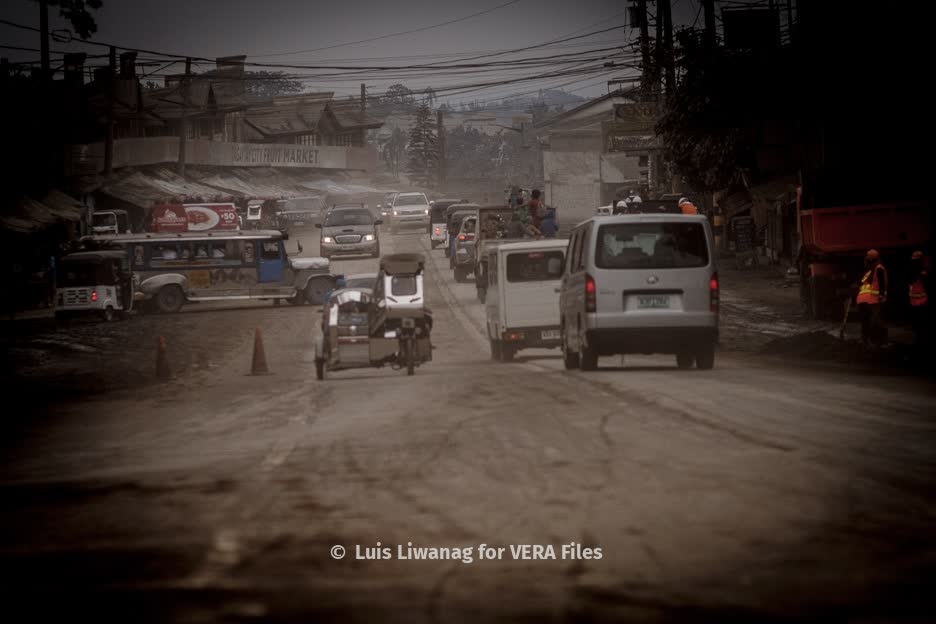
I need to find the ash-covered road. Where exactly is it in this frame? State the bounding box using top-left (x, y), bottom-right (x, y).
top-left (2, 229), bottom-right (935, 623)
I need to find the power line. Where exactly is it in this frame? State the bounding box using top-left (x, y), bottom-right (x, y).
top-left (248, 0), bottom-right (524, 58)
top-left (1, 17), bottom-right (635, 76)
top-left (416, 24), bottom-right (632, 68)
top-left (270, 39), bottom-right (625, 64)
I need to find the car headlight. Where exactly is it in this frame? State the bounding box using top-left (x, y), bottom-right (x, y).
top-left (322, 236), bottom-right (335, 243)
top-left (393, 211), bottom-right (399, 216)
top-left (363, 234), bottom-right (375, 241)
top-left (424, 209), bottom-right (429, 214)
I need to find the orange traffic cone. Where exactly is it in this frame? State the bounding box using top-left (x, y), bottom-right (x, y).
top-left (156, 336), bottom-right (171, 380)
top-left (250, 327), bottom-right (270, 375)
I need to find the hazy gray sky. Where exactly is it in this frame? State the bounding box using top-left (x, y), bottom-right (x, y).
top-left (1, 0), bottom-right (706, 103)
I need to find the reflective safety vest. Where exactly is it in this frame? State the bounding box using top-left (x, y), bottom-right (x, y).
top-left (857, 265), bottom-right (887, 304)
top-left (909, 271), bottom-right (928, 307)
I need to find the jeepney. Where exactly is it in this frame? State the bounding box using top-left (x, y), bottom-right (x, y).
top-left (83, 230), bottom-right (336, 312)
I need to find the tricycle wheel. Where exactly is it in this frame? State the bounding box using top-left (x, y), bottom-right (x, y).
top-left (315, 358), bottom-right (325, 380)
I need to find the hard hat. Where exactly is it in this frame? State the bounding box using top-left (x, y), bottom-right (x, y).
top-left (678, 197), bottom-right (690, 206)
top-left (865, 249), bottom-right (880, 260)
top-left (912, 250), bottom-right (924, 260)
top-left (616, 200), bottom-right (626, 208)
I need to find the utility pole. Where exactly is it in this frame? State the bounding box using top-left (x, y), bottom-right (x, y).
top-left (636, 0), bottom-right (651, 93)
top-left (703, 0), bottom-right (717, 50)
top-left (786, 0), bottom-right (794, 44)
top-left (178, 57), bottom-right (191, 178)
top-left (661, 0), bottom-right (675, 94)
top-left (39, 0), bottom-right (49, 79)
top-left (360, 83), bottom-right (367, 146)
top-left (629, 0), bottom-right (652, 92)
top-left (104, 47), bottom-right (116, 177)
top-left (436, 109), bottom-right (446, 191)
top-left (654, 0), bottom-right (664, 96)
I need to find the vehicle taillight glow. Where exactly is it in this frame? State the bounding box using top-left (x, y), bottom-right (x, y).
top-left (503, 331), bottom-right (524, 341)
top-left (709, 272), bottom-right (719, 312)
top-left (458, 234), bottom-right (466, 241)
top-left (585, 274), bottom-right (596, 313)
top-left (91, 290), bottom-right (98, 302)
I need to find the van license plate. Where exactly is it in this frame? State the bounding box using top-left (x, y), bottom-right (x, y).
top-left (541, 329), bottom-right (560, 340)
top-left (637, 295), bottom-right (670, 309)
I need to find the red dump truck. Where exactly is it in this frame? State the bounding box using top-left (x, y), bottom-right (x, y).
top-left (798, 199), bottom-right (932, 320)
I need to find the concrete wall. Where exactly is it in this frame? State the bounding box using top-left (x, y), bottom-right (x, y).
top-left (66, 138), bottom-right (377, 174)
top-left (547, 132), bottom-right (603, 153)
top-left (543, 151), bottom-right (601, 225)
top-left (443, 178), bottom-right (504, 205)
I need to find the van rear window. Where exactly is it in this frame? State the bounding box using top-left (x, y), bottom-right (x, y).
top-left (595, 223), bottom-right (708, 269)
top-left (506, 250), bottom-right (564, 282)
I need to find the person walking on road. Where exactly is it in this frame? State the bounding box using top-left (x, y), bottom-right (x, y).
top-left (908, 250), bottom-right (930, 355)
top-left (857, 249), bottom-right (888, 350)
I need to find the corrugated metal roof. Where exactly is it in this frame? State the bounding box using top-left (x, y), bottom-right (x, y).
top-left (328, 102), bottom-right (384, 130)
top-left (96, 168), bottom-right (235, 208)
top-left (194, 168), bottom-right (307, 199)
top-left (1, 191), bottom-right (83, 234)
top-left (245, 102), bottom-right (327, 136)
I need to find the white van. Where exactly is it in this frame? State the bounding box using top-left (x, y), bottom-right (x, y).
top-left (485, 239), bottom-right (567, 361)
top-left (559, 214), bottom-right (718, 371)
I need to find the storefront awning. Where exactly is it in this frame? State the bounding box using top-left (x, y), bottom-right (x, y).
top-left (90, 167), bottom-right (237, 208)
top-left (193, 167), bottom-right (311, 199)
top-left (1, 191), bottom-right (83, 234)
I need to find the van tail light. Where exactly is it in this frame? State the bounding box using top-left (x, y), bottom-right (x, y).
top-left (709, 272), bottom-right (719, 312)
top-left (458, 234), bottom-right (466, 241)
top-left (91, 290), bottom-right (98, 302)
top-left (585, 274), bottom-right (596, 313)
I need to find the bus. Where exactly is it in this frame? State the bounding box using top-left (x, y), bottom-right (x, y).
top-left (85, 230), bottom-right (336, 313)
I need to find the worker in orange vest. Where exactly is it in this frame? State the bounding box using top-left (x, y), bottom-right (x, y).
top-left (678, 197), bottom-right (698, 215)
top-left (908, 250), bottom-right (930, 352)
top-left (856, 249), bottom-right (888, 349)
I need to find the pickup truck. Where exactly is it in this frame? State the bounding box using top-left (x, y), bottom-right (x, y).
top-left (473, 204), bottom-right (525, 303)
